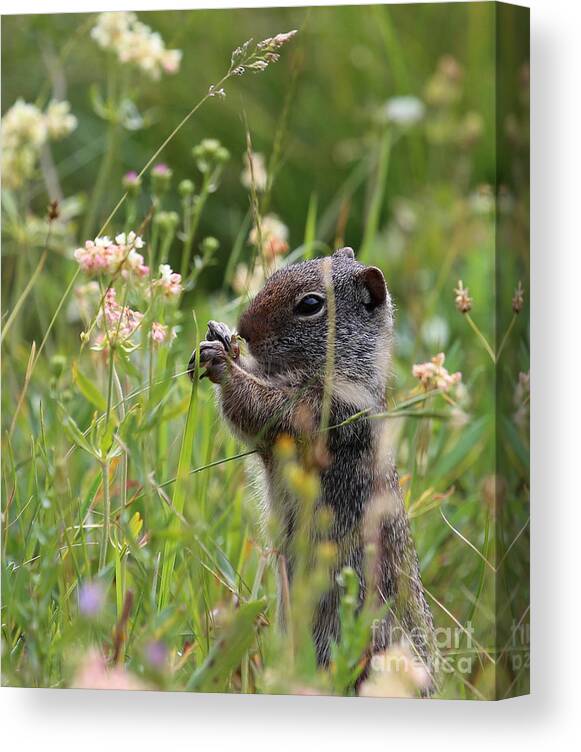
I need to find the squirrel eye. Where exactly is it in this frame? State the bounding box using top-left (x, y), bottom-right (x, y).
top-left (294, 293), bottom-right (325, 317)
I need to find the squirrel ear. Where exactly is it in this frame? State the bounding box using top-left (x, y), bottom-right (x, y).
top-left (357, 266), bottom-right (387, 309)
top-left (333, 246), bottom-right (355, 260)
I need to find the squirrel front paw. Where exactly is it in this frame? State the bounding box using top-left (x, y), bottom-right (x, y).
top-left (198, 340), bottom-right (229, 383)
top-left (187, 320), bottom-right (239, 383)
top-left (206, 320), bottom-right (240, 359)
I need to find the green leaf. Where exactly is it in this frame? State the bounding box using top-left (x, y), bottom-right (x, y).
top-left (59, 405), bottom-right (99, 460)
top-left (73, 362), bottom-right (107, 413)
top-left (187, 598), bottom-right (266, 692)
top-left (501, 416), bottom-right (530, 472)
top-left (99, 421), bottom-right (115, 458)
top-left (431, 416), bottom-right (488, 480)
top-left (89, 83), bottom-right (111, 121)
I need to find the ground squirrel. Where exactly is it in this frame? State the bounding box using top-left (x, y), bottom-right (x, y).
top-left (189, 247), bottom-right (435, 687)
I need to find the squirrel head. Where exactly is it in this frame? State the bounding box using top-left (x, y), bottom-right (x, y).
top-left (237, 247), bottom-right (394, 384)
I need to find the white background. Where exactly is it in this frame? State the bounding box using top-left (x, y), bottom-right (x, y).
top-left (1, 0), bottom-right (580, 749)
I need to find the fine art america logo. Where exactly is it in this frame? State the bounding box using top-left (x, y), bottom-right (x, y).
top-left (370, 618), bottom-right (530, 676)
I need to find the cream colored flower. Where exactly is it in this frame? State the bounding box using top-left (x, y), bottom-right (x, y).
top-left (115, 231), bottom-right (145, 250)
top-left (412, 352), bottom-right (462, 392)
top-left (232, 263), bottom-right (266, 297)
top-left (90, 11), bottom-right (136, 49)
top-left (513, 370), bottom-right (530, 429)
top-left (382, 96), bottom-right (425, 126)
top-left (73, 232), bottom-right (147, 278)
top-left (45, 100), bottom-right (78, 140)
top-left (150, 322), bottom-right (177, 346)
top-left (155, 264), bottom-right (182, 298)
top-left (93, 288), bottom-right (143, 350)
top-left (249, 214), bottom-right (289, 259)
top-left (454, 280), bottom-right (472, 314)
top-left (241, 151), bottom-right (268, 192)
top-left (161, 48), bottom-right (182, 74)
top-left (2, 99), bottom-right (47, 150)
top-left (512, 281), bottom-right (525, 314)
top-left (1, 98), bottom-right (77, 189)
top-left (359, 644), bottom-right (431, 698)
top-left (1, 145), bottom-right (36, 189)
top-left (91, 11), bottom-right (182, 80)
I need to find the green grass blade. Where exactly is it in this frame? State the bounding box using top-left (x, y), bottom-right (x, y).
top-left (157, 326), bottom-right (199, 612)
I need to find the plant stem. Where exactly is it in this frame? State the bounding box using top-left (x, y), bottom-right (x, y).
top-left (465, 314), bottom-right (496, 364)
top-left (496, 314), bottom-right (517, 363)
top-left (112, 366), bottom-right (128, 622)
top-left (125, 196), bottom-right (137, 234)
top-left (99, 337), bottom-right (116, 570)
top-left (99, 458), bottom-right (111, 571)
top-left (181, 173), bottom-right (211, 281)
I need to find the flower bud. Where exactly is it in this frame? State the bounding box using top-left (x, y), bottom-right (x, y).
top-left (192, 139), bottom-right (228, 173)
top-left (201, 236), bottom-right (219, 255)
top-left (178, 178), bottom-right (195, 197)
top-left (50, 354), bottom-right (66, 378)
top-left (512, 281), bottom-right (525, 314)
top-left (154, 210), bottom-right (179, 232)
top-left (47, 200), bottom-right (60, 221)
top-left (150, 163), bottom-right (172, 196)
top-left (123, 170), bottom-right (142, 196)
top-left (215, 146), bottom-right (230, 164)
top-left (200, 138), bottom-right (220, 156)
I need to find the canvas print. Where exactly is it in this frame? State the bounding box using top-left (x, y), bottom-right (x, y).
top-left (1, 2), bottom-right (530, 700)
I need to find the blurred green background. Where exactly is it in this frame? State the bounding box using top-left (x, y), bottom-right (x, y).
top-left (1, 3), bottom-right (498, 281)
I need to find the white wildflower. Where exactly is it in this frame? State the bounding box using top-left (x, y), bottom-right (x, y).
top-left (359, 643), bottom-right (431, 698)
top-left (90, 11), bottom-right (135, 49)
top-left (382, 96), bottom-right (425, 127)
top-left (161, 48), bottom-right (182, 74)
top-left (469, 184), bottom-right (495, 215)
top-left (1, 146), bottom-right (36, 189)
top-left (412, 352), bottom-right (462, 392)
top-left (91, 11), bottom-right (182, 80)
top-left (232, 263), bottom-right (266, 297)
top-left (1, 98), bottom-right (77, 189)
top-left (45, 100), bottom-right (78, 140)
top-left (2, 99), bottom-right (47, 150)
top-left (115, 231), bottom-right (144, 250)
top-left (420, 315), bottom-right (450, 350)
top-left (155, 264), bottom-right (182, 298)
top-left (241, 151), bottom-right (268, 192)
top-left (73, 232), bottom-right (148, 278)
top-left (249, 213), bottom-right (289, 259)
top-left (513, 370), bottom-right (530, 429)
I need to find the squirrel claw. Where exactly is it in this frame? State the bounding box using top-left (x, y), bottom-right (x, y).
top-left (198, 339), bottom-right (230, 384)
top-left (206, 320), bottom-right (240, 359)
top-left (187, 321), bottom-right (239, 383)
